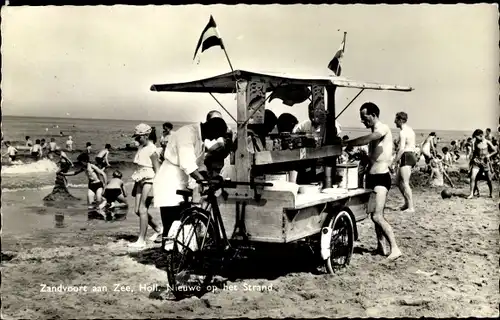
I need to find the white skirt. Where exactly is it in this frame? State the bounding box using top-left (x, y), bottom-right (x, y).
top-left (153, 160), bottom-right (189, 207)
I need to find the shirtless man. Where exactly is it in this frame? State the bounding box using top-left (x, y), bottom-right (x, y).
top-left (392, 112), bottom-right (417, 213)
top-left (420, 132), bottom-right (437, 167)
top-left (344, 102), bottom-right (402, 261)
top-left (468, 129), bottom-right (497, 199)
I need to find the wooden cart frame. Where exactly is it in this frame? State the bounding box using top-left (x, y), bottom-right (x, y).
top-left (151, 69), bottom-right (412, 270)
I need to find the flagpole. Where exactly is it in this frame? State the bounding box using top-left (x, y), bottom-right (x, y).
top-left (221, 42), bottom-right (235, 73)
top-left (336, 32), bottom-right (347, 76)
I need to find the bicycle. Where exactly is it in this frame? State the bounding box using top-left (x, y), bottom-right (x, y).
top-left (164, 178), bottom-right (357, 300)
top-left (164, 178), bottom-right (272, 300)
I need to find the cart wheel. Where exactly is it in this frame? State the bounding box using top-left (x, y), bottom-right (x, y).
top-left (325, 210), bottom-right (354, 274)
top-left (166, 207), bottom-right (219, 300)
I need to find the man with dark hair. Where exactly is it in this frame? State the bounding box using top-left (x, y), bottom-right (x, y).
top-left (392, 111), bottom-right (417, 213)
top-left (344, 102), bottom-right (402, 261)
top-left (203, 110), bottom-right (234, 177)
top-left (206, 110), bottom-right (223, 121)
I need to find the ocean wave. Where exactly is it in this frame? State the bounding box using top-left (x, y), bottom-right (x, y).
top-left (1, 185), bottom-right (54, 193)
top-left (2, 181), bottom-right (136, 193)
top-left (1, 159), bottom-right (59, 174)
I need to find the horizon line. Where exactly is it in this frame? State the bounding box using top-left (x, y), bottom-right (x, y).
top-left (1, 114), bottom-right (479, 133)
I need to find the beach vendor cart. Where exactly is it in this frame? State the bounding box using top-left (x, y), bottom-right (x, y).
top-left (151, 70), bottom-right (412, 298)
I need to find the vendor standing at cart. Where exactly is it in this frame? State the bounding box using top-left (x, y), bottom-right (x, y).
top-left (290, 103), bottom-right (342, 184)
top-left (343, 102), bottom-right (402, 261)
top-left (153, 117), bottom-right (229, 247)
top-left (204, 110), bottom-right (234, 178)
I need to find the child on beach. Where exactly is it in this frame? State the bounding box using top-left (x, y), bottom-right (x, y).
top-left (95, 144), bottom-right (111, 169)
top-left (66, 136), bottom-right (73, 151)
top-left (428, 155), bottom-right (454, 188)
top-left (70, 153), bottom-right (108, 211)
top-left (47, 138), bottom-right (58, 159)
top-left (40, 139), bottom-right (48, 157)
top-left (464, 137), bottom-right (473, 160)
top-left (86, 142), bottom-right (92, 154)
top-left (25, 136), bottom-right (33, 147)
top-left (30, 139), bottom-right (42, 160)
top-left (442, 147), bottom-right (453, 170)
top-left (98, 170), bottom-right (128, 212)
top-left (44, 152), bottom-right (79, 202)
top-left (130, 124), bottom-right (162, 248)
top-left (3, 141), bottom-right (18, 162)
top-left (468, 129), bottom-right (497, 199)
top-left (54, 148), bottom-right (74, 167)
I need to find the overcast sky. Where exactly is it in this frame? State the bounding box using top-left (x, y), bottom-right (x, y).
top-left (1, 4), bottom-right (498, 130)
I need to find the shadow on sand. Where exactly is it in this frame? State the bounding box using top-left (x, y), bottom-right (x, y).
top-left (127, 240), bottom-right (327, 284)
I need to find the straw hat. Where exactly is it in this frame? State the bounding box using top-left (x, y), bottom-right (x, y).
top-left (133, 123), bottom-right (152, 137)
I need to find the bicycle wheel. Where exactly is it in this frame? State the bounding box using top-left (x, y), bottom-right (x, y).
top-left (166, 207), bottom-right (220, 299)
top-left (325, 210), bottom-right (354, 274)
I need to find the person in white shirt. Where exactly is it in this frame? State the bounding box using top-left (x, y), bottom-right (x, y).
top-left (3, 141), bottom-right (18, 162)
top-left (290, 103), bottom-right (341, 184)
top-left (392, 112), bottom-right (417, 213)
top-left (30, 139), bottom-right (42, 160)
top-left (129, 124), bottom-right (163, 248)
top-left (66, 136), bottom-right (74, 151)
top-left (344, 102), bottom-right (402, 261)
top-left (153, 117), bottom-right (228, 249)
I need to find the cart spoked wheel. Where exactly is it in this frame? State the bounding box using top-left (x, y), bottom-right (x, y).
top-left (166, 207), bottom-right (219, 300)
top-left (324, 210), bottom-right (354, 274)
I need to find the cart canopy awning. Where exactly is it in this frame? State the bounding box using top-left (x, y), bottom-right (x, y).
top-left (150, 69), bottom-right (413, 94)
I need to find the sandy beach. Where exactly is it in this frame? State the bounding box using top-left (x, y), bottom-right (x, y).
top-left (2, 168), bottom-right (498, 319)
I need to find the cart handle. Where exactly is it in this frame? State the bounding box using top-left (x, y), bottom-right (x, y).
top-left (199, 179), bottom-right (273, 188)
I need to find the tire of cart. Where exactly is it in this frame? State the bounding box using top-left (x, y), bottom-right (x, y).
top-left (320, 207), bottom-right (355, 274)
top-left (165, 207), bottom-right (220, 300)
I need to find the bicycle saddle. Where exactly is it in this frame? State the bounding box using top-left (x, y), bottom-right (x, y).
top-left (176, 189), bottom-right (193, 197)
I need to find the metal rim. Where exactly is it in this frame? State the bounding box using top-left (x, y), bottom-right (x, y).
top-left (326, 210), bottom-right (354, 274)
top-left (167, 208), bottom-right (218, 299)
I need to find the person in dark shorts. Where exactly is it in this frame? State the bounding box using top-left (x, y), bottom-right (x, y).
top-left (392, 112), bottom-right (417, 213)
top-left (95, 144), bottom-right (111, 169)
top-left (99, 170), bottom-right (128, 211)
top-left (468, 129), bottom-right (497, 199)
top-left (68, 153), bottom-right (108, 212)
top-left (30, 139), bottom-right (42, 159)
top-left (343, 102), bottom-right (402, 261)
top-left (3, 141), bottom-right (18, 162)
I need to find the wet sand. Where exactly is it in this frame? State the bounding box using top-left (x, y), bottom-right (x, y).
top-left (1, 170), bottom-right (499, 318)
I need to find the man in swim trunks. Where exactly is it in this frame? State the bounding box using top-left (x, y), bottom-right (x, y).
top-left (99, 170), bottom-right (128, 211)
top-left (392, 112), bottom-right (417, 213)
top-left (344, 102), bottom-right (402, 261)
